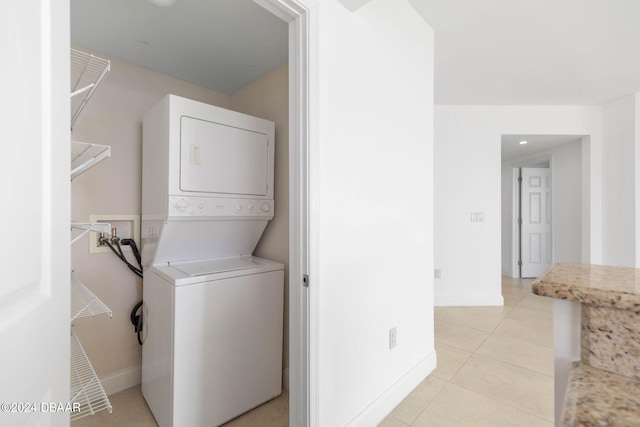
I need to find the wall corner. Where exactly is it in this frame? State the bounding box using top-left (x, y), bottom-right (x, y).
top-left (338, 0), bottom-right (372, 12)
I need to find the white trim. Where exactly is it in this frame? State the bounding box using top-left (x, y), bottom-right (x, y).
top-left (345, 352), bottom-right (437, 427)
top-left (512, 167), bottom-right (520, 278)
top-left (100, 365), bottom-right (142, 396)
top-left (283, 367), bottom-right (290, 391)
top-left (253, 0), bottom-right (296, 22)
top-left (435, 294), bottom-right (505, 307)
top-left (257, 1), bottom-right (315, 426)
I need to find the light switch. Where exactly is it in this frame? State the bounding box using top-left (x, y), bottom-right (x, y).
top-left (471, 212), bottom-right (484, 222)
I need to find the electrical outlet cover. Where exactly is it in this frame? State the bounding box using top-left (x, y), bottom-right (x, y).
top-left (389, 327), bottom-right (397, 349)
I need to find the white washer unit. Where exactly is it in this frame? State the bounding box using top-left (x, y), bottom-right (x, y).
top-left (141, 95), bottom-right (283, 427)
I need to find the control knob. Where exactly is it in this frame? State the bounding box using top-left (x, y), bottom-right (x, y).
top-left (260, 202), bottom-right (271, 213)
top-left (174, 198), bottom-right (189, 212)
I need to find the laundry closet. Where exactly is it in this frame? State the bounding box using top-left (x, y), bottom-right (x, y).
top-left (69, 1), bottom-right (290, 425)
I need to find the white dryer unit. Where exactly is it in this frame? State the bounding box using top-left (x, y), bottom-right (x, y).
top-left (141, 95), bottom-right (283, 427)
top-left (141, 94), bottom-right (277, 269)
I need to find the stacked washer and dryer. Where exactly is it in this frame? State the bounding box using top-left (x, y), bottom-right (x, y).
top-left (140, 94), bottom-right (284, 427)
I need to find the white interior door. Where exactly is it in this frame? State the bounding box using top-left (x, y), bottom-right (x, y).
top-left (0, 2), bottom-right (70, 426)
top-left (521, 167), bottom-right (552, 278)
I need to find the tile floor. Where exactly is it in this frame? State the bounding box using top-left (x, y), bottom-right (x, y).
top-left (72, 387), bottom-right (288, 427)
top-left (379, 276), bottom-right (554, 427)
top-left (73, 277), bottom-right (552, 427)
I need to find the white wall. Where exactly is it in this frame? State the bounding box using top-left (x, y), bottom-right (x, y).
top-left (601, 94), bottom-right (637, 267)
top-left (316, 0), bottom-right (435, 424)
top-left (551, 141), bottom-right (583, 263)
top-left (636, 95), bottom-right (640, 268)
top-left (435, 106), bottom-right (602, 306)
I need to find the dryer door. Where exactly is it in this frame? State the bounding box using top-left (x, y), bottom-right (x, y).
top-left (180, 116), bottom-right (269, 196)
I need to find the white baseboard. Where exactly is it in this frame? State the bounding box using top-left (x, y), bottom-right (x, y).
top-left (502, 268), bottom-right (519, 278)
top-left (435, 294), bottom-right (504, 307)
top-left (100, 365), bottom-right (142, 396)
top-left (345, 351), bottom-right (437, 427)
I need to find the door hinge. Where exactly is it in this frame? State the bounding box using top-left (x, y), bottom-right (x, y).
top-left (518, 218), bottom-right (522, 225)
top-left (517, 176), bottom-right (523, 183)
top-left (518, 260), bottom-right (523, 267)
top-left (302, 274), bottom-right (309, 288)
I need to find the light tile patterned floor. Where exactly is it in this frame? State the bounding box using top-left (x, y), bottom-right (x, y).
top-left (73, 277), bottom-right (552, 427)
top-left (71, 387), bottom-right (288, 427)
top-left (379, 277), bottom-right (554, 427)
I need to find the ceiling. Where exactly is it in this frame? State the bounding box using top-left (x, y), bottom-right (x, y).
top-left (71, 0), bottom-right (288, 95)
top-left (409, 0), bottom-right (640, 105)
top-left (71, 0), bottom-right (640, 104)
top-left (501, 135), bottom-right (583, 164)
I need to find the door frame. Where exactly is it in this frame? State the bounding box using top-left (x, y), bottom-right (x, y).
top-left (254, 0), bottom-right (316, 425)
top-left (511, 167), bottom-right (520, 277)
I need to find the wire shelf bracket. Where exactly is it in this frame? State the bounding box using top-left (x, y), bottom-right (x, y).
top-left (71, 274), bottom-right (112, 322)
top-left (71, 141), bottom-right (111, 179)
top-left (71, 49), bottom-right (110, 130)
top-left (71, 222), bottom-right (111, 245)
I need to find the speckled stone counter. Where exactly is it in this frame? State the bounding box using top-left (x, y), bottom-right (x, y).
top-left (532, 263), bottom-right (640, 426)
top-left (562, 362), bottom-right (640, 427)
top-left (532, 263), bottom-right (640, 312)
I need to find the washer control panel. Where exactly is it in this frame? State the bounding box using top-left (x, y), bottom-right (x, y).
top-left (169, 196), bottom-right (273, 218)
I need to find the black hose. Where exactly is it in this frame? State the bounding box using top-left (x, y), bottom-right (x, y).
top-left (115, 239), bottom-right (143, 276)
top-left (130, 300), bottom-right (143, 326)
top-left (120, 238), bottom-right (142, 267)
top-left (101, 236), bottom-right (145, 345)
top-left (130, 299), bottom-right (144, 345)
top-left (103, 238), bottom-right (143, 278)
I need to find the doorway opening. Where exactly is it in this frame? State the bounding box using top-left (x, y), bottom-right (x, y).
top-left (501, 135), bottom-right (587, 279)
top-left (69, 0), bottom-right (312, 425)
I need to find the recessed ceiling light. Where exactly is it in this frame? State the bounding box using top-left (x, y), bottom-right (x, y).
top-left (146, 0), bottom-right (177, 7)
top-left (519, 140), bottom-right (528, 145)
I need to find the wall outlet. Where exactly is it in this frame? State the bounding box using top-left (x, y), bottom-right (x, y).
top-left (389, 327), bottom-right (397, 350)
top-left (434, 269), bottom-right (442, 279)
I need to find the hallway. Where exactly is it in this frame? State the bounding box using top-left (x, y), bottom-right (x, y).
top-left (380, 277), bottom-right (554, 426)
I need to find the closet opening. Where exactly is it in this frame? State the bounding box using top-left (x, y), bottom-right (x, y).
top-left (69, 0), bottom-right (311, 424)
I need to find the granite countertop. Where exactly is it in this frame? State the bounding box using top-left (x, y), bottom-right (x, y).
top-left (562, 362), bottom-right (640, 427)
top-left (532, 263), bottom-right (640, 311)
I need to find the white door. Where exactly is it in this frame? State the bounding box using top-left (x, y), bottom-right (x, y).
top-left (0, 2), bottom-right (70, 426)
top-left (520, 167), bottom-right (552, 278)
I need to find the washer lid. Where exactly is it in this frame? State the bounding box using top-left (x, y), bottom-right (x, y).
top-left (170, 256), bottom-right (275, 277)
